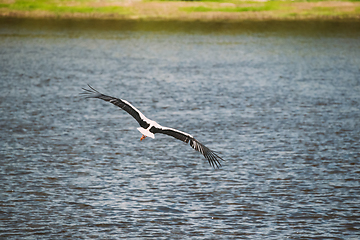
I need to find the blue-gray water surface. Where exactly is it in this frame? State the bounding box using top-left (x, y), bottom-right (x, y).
top-left (1, 19), bottom-right (359, 239)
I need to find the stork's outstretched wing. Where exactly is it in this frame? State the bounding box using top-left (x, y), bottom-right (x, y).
top-left (81, 85), bottom-right (150, 129)
top-left (151, 126), bottom-right (224, 168)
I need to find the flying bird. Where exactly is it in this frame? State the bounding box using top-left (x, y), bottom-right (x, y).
top-left (81, 85), bottom-right (224, 168)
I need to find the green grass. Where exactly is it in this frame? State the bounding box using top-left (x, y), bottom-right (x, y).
top-left (181, 2), bottom-right (284, 13)
top-left (0, 0), bottom-right (132, 15)
top-left (311, 6), bottom-right (338, 14)
top-left (181, 6), bottom-right (273, 13)
top-left (305, 6), bottom-right (360, 16)
top-left (279, 5), bottom-right (360, 18)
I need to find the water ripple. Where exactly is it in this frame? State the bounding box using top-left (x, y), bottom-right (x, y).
top-left (1, 19), bottom-right (360, 239)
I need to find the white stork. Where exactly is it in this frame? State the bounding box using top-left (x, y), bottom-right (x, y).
top-left (81, 85), bottom-right (224, 168)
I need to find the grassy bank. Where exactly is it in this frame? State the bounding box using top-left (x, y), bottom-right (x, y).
top-left (0, 0), bottom-right (360, 21)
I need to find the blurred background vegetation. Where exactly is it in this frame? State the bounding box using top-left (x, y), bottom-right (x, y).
top-left (0, 0), bottom-right (359, 20)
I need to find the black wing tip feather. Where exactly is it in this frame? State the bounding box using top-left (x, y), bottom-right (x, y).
top-left (80, 84), bottom-right (101, 98)
top-left (206, 151), bottom-right (224, 169)
top-left (190, 138), bottom-right (225, 169)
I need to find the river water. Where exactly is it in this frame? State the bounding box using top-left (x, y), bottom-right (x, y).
top-left (0, 18), bottom-right (359, 239)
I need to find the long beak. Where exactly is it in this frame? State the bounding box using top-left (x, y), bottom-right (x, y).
top-left (140, 135), bottom-right (146, 141)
